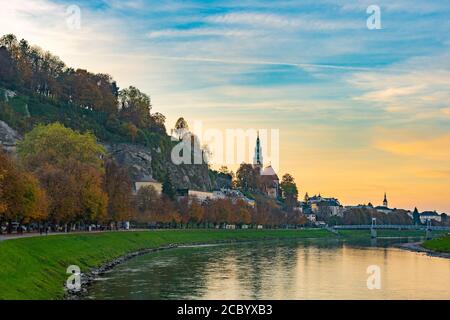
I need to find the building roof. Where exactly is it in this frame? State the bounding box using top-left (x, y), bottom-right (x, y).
top-left (261, 165), bottom-right (277, 177)
top-left (375, 206), bottom-right (391, 210)
top-left (420, 211), bottom-right (439, 216)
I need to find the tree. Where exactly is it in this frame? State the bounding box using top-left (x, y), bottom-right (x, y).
top-left (0, 151), bottom-right (48, 233)
top-left (17, 123), bottom-right (107, 227)
top-left (413, 207), bottom-right (420, 225)
top-left (18, 123), bottom-right (106, 171)
top-left (174, 117), bottom-right (189, 138)
top-left (104, 159), bottom-right (134, 225)
top-left (0, 47), bottom-right (17, 85)
top-left (135, 185), bottom-right (160, 223)
top-left (280, 173), bottom-right (298, 212)
top-left (236, 163), bottom-right (260, 192)
top-left (162, 174), bottom-right (176, 201)
top-left (189, 198), bottom-right (204, 226)
top-left (0, 158), bottom-right (6, 216)
top-left (119, 86), bottom-right (152, 128)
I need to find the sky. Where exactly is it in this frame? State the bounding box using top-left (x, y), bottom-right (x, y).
top-left (1, 0), bottom-right (450, 212)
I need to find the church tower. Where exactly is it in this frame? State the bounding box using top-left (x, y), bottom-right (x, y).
top-left (383, 193), bottom-right (388, 207)
top-left (253, 131), bottom-right (263, 169)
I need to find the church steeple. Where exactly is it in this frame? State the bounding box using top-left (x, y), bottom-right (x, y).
top-left (383, 192), bottom-right (388, 207)
top-left (253, 131), bottom-right (263, 168)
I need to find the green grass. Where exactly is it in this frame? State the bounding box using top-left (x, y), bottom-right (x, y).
top-left (423, 235), bottom-right (450, 253)
top-left (0, 229), bottom-right (332, 300)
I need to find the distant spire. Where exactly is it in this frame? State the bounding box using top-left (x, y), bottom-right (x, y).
top-left (253, 130), bottom-right (263, 167)
top-left (383, 192), bottom-right (388, 207)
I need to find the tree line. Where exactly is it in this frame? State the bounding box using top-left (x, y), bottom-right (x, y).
top-left (0, 34), bottom-right (165, 136)
top-left (0, 123), bottom-right (309, 234)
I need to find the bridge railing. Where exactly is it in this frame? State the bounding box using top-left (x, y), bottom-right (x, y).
top-left (332, 225), bottom-right (450, 231)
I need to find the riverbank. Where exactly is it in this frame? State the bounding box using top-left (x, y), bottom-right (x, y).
top-left (0, 229), bottom-right (332, 300)
top-left (422, 235), bottom-right (450, 253)
top-left (395, 235), bottom-right (450, 259)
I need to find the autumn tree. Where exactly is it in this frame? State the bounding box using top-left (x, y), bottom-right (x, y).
top-left (104, 159), bottom-right (134, 226)
top-left (0, 151), bottom-right (48, 233)
top-left (17, 123), bottom-right (108, 228)
top-left (135, 185), bottom-right (160, 223)
top-left (188, 197), bottom-right (204, 227)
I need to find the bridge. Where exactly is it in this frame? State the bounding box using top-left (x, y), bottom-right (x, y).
top-left (332, 220), bottom-right (449, 239)
top-left (332, 225), bottom-right (450, 231)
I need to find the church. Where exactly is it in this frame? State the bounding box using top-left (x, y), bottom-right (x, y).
top-left (253, 132), bottom-right (280, 198)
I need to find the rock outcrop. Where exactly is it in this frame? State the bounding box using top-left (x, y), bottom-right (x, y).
top-left (0, 120), bottom-right (21, 153)
top-left (105, 143), bottom-right (214, 191)
top-left (105, 143), bottom-right (154, 182)
top-left (166, 162), bottom-right (213, 191)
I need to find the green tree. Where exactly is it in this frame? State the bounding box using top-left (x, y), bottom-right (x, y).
top-left (119, 86), bottom-right (152, 128)
top-left (280, 173), bottom-right (298, 212)
top-left (162, 174), bottom-right (176, 200)
top-left (236, 163), bottom-right (260, 192)
top-left (18, 123), bottom-right (105, 170)
top-left (413, 207), bottom-right (421, 225)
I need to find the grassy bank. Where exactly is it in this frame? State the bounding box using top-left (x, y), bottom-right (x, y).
top-left (423, 235), bottom-right (450, 253)
top-left (0, 229), bottom-right (331, 300)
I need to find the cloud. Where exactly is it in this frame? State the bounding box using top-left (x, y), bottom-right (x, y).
top-left (374, 133), bottom-right (450, 161)
top-left (205, 12), bottom-right (360, 31)
top-left (147, 28), bottom-right (256, 38)
top-left (349, 54), bottom-right (450, 121)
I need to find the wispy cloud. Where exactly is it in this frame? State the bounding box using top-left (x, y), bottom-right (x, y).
top-left (349, 54), bottom-right (450, 121)
top-left (205, 12), bottom-right (360, 31)
top-left (147, 28), bottom-right (256, 38)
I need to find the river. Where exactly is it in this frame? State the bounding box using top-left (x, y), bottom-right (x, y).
top-left (85, 238), bottom-right (450, 300)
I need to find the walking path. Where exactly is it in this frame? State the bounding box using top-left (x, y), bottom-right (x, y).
top-left (0, 229), bottom-right (149, 242)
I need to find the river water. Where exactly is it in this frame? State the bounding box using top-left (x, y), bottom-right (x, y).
top-left (85, 238), bottom-right (450, 300)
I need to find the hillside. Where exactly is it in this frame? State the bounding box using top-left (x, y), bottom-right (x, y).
top-left (0, 34), bottom-right (225, 191)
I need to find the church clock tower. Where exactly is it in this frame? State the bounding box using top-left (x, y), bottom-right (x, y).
top-left (383, 193), bottom-right (388, 207)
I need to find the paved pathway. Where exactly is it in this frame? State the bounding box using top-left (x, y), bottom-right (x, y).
top-left (0, 229), bottom-right (149, 242)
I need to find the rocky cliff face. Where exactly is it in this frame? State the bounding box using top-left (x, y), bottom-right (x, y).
top-left (105, 143), bottom-right (214, 191)
top-left (166, 162), bottom-right (213, 191)
top-left (0, 120), bottom-right (21, 153)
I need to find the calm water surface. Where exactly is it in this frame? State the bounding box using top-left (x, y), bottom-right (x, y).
top-left (85, 238), bottom-right (450, 300)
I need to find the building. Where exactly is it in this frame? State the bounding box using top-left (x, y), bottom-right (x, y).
top-left (374, 193), bottom-right (393, 214)
top-left (213, 188), bottom-right (256, 207)
top-left (419, 211), bottom-right (442, 224)
top-left (253, 132), bottom-right (279, 199)
top-left (306, 194), bottom-right (344, 217)
top-left (134, 179), bottom-right (162, 194)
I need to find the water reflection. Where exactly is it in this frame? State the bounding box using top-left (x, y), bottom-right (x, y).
top-left (86, 239), bottom-right (450, 300)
